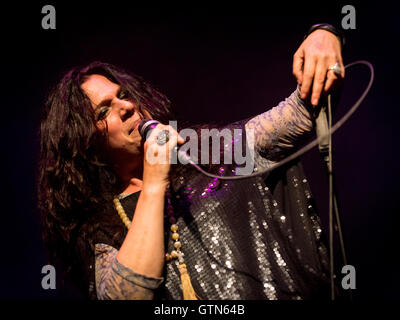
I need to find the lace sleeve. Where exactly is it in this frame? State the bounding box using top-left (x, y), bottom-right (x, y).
top-left (95, 243), bottom-right (164, 300)
top-left (245, 87), bottom-right (315, 161)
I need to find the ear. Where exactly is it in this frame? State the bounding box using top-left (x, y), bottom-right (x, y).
top-left (96, 120), bottom-right (107, 132)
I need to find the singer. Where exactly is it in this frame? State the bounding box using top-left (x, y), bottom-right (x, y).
top-left (38, 24), bottom-right (344, 300)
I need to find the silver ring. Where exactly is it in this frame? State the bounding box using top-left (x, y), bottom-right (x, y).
top-left (328, 62), bottom-right (342, 76)
top-left (156, 130), bottom-right (170, 145)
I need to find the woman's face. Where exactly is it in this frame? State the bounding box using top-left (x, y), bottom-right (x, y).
top-left (81, 74), bottom-right (147, 166)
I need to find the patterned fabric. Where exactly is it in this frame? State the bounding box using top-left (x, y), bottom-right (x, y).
top-left (95, 243), bottom-right (163, 300)
top-left (247, 86), bottom-right (314, 161)
top-left (80, 87), bottom-right (331, 300)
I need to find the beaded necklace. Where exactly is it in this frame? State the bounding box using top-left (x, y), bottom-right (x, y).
top-left (113, 192), bottom-right (200, 300)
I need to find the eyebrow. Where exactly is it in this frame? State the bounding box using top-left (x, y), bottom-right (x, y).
top-left (94, 86), bottom-right (122, 111)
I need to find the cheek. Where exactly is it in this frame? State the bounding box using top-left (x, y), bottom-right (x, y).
top-left (105, 115), bottom-right (121, 132)
top-left (103, 116), bottom-right (125, 147)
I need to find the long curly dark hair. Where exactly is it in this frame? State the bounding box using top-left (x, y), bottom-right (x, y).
top-left (38, 61), bottom-right (175, 280)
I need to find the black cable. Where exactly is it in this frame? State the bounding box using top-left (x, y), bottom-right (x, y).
top-left (332, 184), bottom-right (353, 300)
top-left (326, 94), bottom-right (335, 300)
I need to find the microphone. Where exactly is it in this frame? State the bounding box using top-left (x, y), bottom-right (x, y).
top-left (138, 119), bottom-right (161, 141)
top-left (138, 119), bottom-right (192, 164)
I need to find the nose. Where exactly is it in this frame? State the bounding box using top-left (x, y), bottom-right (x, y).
top-left (118, 99), bottom-right (135, 121)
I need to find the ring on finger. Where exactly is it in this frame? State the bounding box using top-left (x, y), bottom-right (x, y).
top-left (328, 62), bottom-right (342, 76)
top-left (156, 130), bottom-right (170, 145)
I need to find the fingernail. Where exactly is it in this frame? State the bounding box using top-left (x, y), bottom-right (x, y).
top-left (312, 98), bottom-right (318, 106)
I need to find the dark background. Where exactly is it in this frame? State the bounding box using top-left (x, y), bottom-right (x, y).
top-left (0, 2), bottom-right (398, 300)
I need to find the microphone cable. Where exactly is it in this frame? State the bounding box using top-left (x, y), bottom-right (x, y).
top-left (184, 61), bottom-right (374, 181)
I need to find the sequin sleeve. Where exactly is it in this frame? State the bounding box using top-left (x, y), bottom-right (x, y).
top-left (245, 87), bottom-right (315, 161)
top-left (95, 243), bottom-right (164, 300)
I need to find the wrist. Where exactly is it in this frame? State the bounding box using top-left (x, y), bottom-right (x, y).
top-left (305, 23), bottom-right (345, 48)
top-left (142, 181), bottom-right (168, 196)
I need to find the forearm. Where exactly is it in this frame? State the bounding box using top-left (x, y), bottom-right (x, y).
top-left (245, 87), bottom-right (314, 160)
top-left (116, 183), bottom-right (166, 278)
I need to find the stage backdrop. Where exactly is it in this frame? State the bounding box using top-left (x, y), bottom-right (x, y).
top-left (0, 3), bottom-right (398, 299)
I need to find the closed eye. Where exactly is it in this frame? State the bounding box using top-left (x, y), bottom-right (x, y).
top-left (96, 106), bottom-right (110, 120)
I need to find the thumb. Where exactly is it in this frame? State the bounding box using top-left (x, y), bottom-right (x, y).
top-left (292, 49), bottom-right (304, 85)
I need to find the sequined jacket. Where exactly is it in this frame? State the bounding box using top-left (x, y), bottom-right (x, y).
top-left (74, 87), bottom-right (331, 300)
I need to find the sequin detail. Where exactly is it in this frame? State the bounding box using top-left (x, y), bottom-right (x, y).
top-left (88, 88), bottom-right (330, 300)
